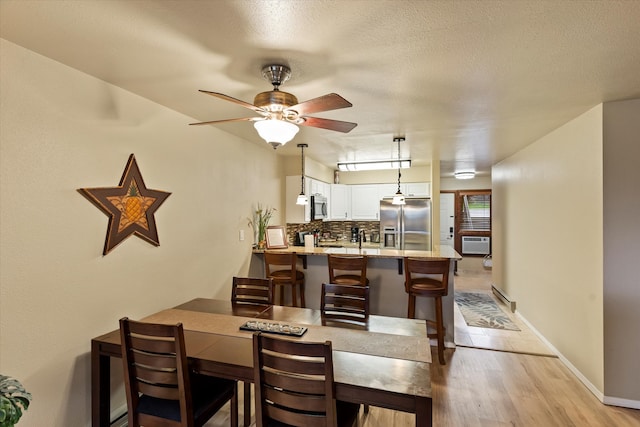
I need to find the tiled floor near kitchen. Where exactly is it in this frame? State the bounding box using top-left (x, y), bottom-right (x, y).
top-left (453, 257), bottom-right (556, 357)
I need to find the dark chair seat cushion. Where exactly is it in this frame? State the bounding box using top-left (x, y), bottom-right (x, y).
top-left (137, 374), bottom-right (236, 422)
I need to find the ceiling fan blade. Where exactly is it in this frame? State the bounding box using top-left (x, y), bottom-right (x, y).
top-left (299, 116), bottom-right (357, 133)
top-left (189, 117), bottom-right (261, 126)
top-left (287, 93), bottom-right (352, 116)
top-left (198, 90), bottom-right (265, 113)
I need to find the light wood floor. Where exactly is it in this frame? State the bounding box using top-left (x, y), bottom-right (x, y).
top-left (205, 258), bottom-right (640, 426)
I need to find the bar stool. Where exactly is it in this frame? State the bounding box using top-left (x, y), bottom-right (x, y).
top-left (327, 255), bottom-right (369, 286)
top-left (404, 257), bottom-right (451, 365)
top-left (264, 252), bottom-right (305, 308)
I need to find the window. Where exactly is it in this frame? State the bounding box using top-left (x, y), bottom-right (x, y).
top-left (460, 193), bottom-right (491, 231)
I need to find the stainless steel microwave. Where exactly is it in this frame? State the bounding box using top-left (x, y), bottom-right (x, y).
top-left (311, 194), bottom-right (327, 220)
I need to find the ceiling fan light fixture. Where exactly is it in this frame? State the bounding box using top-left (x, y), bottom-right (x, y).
top-left (337, 159), bottom-right (411, 172)
top-left (454, 171), bottom-right (476, 180)
top-left (253, 119), bottom-right (299, 149)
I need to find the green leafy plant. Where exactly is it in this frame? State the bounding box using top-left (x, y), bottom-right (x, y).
top-left (248, 204), bottom-right (276, 245)
top-left (0, 375), bottom-right (31, 427)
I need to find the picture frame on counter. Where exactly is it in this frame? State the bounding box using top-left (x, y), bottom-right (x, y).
top-left (265, 226), bottom-right (288, 249)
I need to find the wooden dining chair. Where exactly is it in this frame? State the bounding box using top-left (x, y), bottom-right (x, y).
top-left (403, 257), bottom-right (451, 365)
top-left (231, 276), bottom-right (274, 305)
top-left (119, 317), bottom-right (238, 427)
top-left (321, 283), bottom-right (370, 325)
top-left (252, 332), bottom-right (360, 427)
top-left (327, 255), bottom-right (369, 286)
top-left (264, 251), bottom-right (305, 307)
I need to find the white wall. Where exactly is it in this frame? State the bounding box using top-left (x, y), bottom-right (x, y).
top-left (0, 40), bottom-right (281, 426)
top-left (492, 105), bottom-right (604, 392)
top-left (602, 99), bottom-right (640, 403)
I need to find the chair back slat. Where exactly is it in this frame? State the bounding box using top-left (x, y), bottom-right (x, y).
top-left (264, 252), bottom-right (297, 279)
top-left (321, 283), bottom-right (370, 324)
top-left (404, 257), bottom-right (451, 295)
top-left (120, 317), bottom-right (193, 426)
top-left (253, 333), bottom-right (338, 427)
top-left (328, 255), bottom-right (368, 286)
top-left (232, 277), bottom-right (274, 305)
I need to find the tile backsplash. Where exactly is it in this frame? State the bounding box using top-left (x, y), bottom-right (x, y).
top-left (286, 221), bottom-right (380, 244)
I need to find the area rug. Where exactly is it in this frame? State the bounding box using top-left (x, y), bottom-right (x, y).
top-left (455, 292), bottom-right (520, 331)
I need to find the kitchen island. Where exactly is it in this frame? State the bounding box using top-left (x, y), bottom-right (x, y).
top-left (249, 245), bottom-right (461, 346)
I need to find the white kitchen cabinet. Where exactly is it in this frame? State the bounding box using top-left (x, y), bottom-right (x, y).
top-left (309, 178), bottom-right (330, 197)
top-left (404, 182), bottom-right (431, 197)
top-left (351, 184), bottom-right (380, 220)
top-left (378, 183), bottom-right (398, 199)
top-left (330, 184), bottom-right (351, 220)
top-left (285, 175), bottom-right (311, 223)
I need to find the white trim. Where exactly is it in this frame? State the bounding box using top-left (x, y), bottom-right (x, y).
top-left (111, 403), bottom-right (128, 426)
top-left (603, 396), bottom-right (640, 410)
top-left (514, 311), bottom-right (606, 402)
top-left (516, 312), bottom-right (640, 409)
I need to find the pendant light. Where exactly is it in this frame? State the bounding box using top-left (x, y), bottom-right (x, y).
top-left (392, 137), bottom-right (406, 205)
top-left (296, 143), bottom-right (308, 205)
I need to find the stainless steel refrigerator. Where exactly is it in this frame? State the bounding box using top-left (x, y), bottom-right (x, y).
top-left (380, 197), bottom-right (432, 250)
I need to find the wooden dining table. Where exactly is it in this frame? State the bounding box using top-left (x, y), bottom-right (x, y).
top-left (91, 298), bottom-right (433, 427)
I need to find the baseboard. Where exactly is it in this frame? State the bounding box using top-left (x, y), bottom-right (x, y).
top-left (603, 395), bottom-right (640, 410)
top-left (111, 404), bottom-right (128, 427)
top-left (514, 312), bottom-right (605, 397)
top-left (491, 284), bottom-right (516, 312)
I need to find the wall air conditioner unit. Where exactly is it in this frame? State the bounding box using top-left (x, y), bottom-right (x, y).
top-left (461, 236), bottom-right (490, 255)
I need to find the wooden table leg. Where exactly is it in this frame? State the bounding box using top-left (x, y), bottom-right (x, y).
top-left (415, 396), bottom-right (433, 427)
top-left (243, 381), bottom-right (251, 427)
top-left (91, 340), bottom-right (111, 427)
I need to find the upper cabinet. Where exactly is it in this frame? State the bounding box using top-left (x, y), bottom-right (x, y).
top-left (351, 185), bottom-right (380, 220)
top-left (404, 182), bottom-right (431, 197)
top-left (310, 179), bottom-right (330, 197)
top-left (329, 184), bottom-right (351, 220)
top-left (288, 179), bottom-right (430, 223)
top-left (377, 182), bottom-right (430, 200)
top-left (378, 183), bottom-right (398, 199)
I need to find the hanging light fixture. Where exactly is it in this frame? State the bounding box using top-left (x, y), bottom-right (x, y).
top-left (296, 143), bottom-right (308, 205)
top-left (254, 119), bottom-right (299, 149)
top-left (392, 137), bottom-right (406, 205)
top-left (337, 159), bottom-right (411, 171)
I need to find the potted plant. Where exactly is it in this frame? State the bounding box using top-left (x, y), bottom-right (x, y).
top-left (248, 204), bottom-right (276, 249)
top-left (0, 375), bottom-right (31, 427)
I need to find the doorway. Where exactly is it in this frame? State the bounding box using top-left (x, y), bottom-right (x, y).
top-left (439, 192), bottom-right (455, 249)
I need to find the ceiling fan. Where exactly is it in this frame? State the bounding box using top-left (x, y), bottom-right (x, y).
top-left (190, 64), bottom-right (357, 149)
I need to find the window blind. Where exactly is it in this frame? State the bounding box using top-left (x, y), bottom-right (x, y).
top-left (460, 194), bottom-right (491, 231)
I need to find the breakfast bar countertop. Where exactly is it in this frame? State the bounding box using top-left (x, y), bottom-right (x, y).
top-left (252, 244), bottom-right (461, 260)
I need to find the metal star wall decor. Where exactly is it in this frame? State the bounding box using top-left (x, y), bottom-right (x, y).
top-left (78, 154), bottom-right (171, 255)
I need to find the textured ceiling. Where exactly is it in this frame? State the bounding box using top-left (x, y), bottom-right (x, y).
top-left (2, 0), bottom-right (640, 177)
